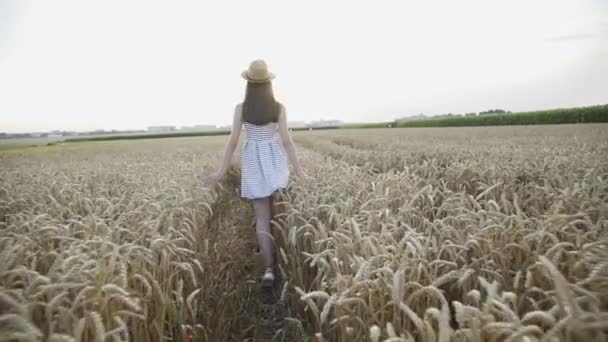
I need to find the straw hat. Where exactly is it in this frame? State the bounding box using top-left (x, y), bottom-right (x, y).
top-left (241, 59), bottom-right (275, 83)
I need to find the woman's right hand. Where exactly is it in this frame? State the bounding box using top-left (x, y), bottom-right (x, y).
top-left (204, 172), bottom-right (224, 187)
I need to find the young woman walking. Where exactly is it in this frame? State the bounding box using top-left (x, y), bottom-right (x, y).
top-left (205, 59), bottom-right (304, 287)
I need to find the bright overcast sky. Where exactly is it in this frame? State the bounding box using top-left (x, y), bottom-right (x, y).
top-left (0, 0), bottom-right (606, 133)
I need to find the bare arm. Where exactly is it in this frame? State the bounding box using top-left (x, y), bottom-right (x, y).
top-left (277, 105), bottom-right (304, 178)
top-left (209, 105), bottom-right (242, 182)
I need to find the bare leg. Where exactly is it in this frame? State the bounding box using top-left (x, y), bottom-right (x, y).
top-left (252, 197), bottom-right (274, 269)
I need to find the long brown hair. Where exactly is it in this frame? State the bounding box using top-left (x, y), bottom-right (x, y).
top-left (242, 81), bottom-right (280, 125)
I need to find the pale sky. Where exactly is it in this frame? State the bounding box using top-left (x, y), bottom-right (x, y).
top-left (1, 0), bottom-right (607, 133)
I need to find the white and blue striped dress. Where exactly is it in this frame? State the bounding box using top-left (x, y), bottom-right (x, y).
top-left (241, 122), bottom-right (289, 199)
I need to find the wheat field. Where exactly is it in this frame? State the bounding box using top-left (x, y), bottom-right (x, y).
top-left (1, 125), bottom-right (607, 341)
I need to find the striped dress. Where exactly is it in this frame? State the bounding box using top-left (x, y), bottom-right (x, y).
top-left (241, 122), bottom-right (289, 199)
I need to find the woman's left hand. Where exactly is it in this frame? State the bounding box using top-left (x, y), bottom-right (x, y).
top-left (294, 169), bottom-right (311, 182)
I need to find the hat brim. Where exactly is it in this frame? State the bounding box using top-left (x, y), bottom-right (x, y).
top-left (241, 71), bottom-right (275, 83)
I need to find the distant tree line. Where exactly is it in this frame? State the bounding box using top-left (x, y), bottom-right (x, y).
top-left (433, 109), bottom-right (512, 118)
top-left (478, 109), bottom-right (511, 115)
top-left (394, 105), bottom-right (608, 128)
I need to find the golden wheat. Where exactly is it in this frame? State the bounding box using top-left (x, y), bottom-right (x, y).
top-left (1, 125), bottom-right (607, 341)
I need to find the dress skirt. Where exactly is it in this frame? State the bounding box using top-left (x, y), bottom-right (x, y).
top-left (241, 139), bottom-right (289, 199)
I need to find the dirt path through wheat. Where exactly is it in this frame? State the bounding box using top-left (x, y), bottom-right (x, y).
top-left (195, 167), bottom-right (292, 341)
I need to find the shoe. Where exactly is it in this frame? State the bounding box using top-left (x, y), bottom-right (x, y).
top-left (261, 268), bottom-right (274, 287)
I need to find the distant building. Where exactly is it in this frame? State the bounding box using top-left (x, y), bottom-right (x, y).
top-left (288, 121), bottom-right (307, 128)
top-left (147, 126), bottom-right (176, 132)
top-left (308, 120), bottom-right (344, 128)
top-left (194, 124), bottom-right (216, 131)
top-left (180, 125), bottom-right (217, 131)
